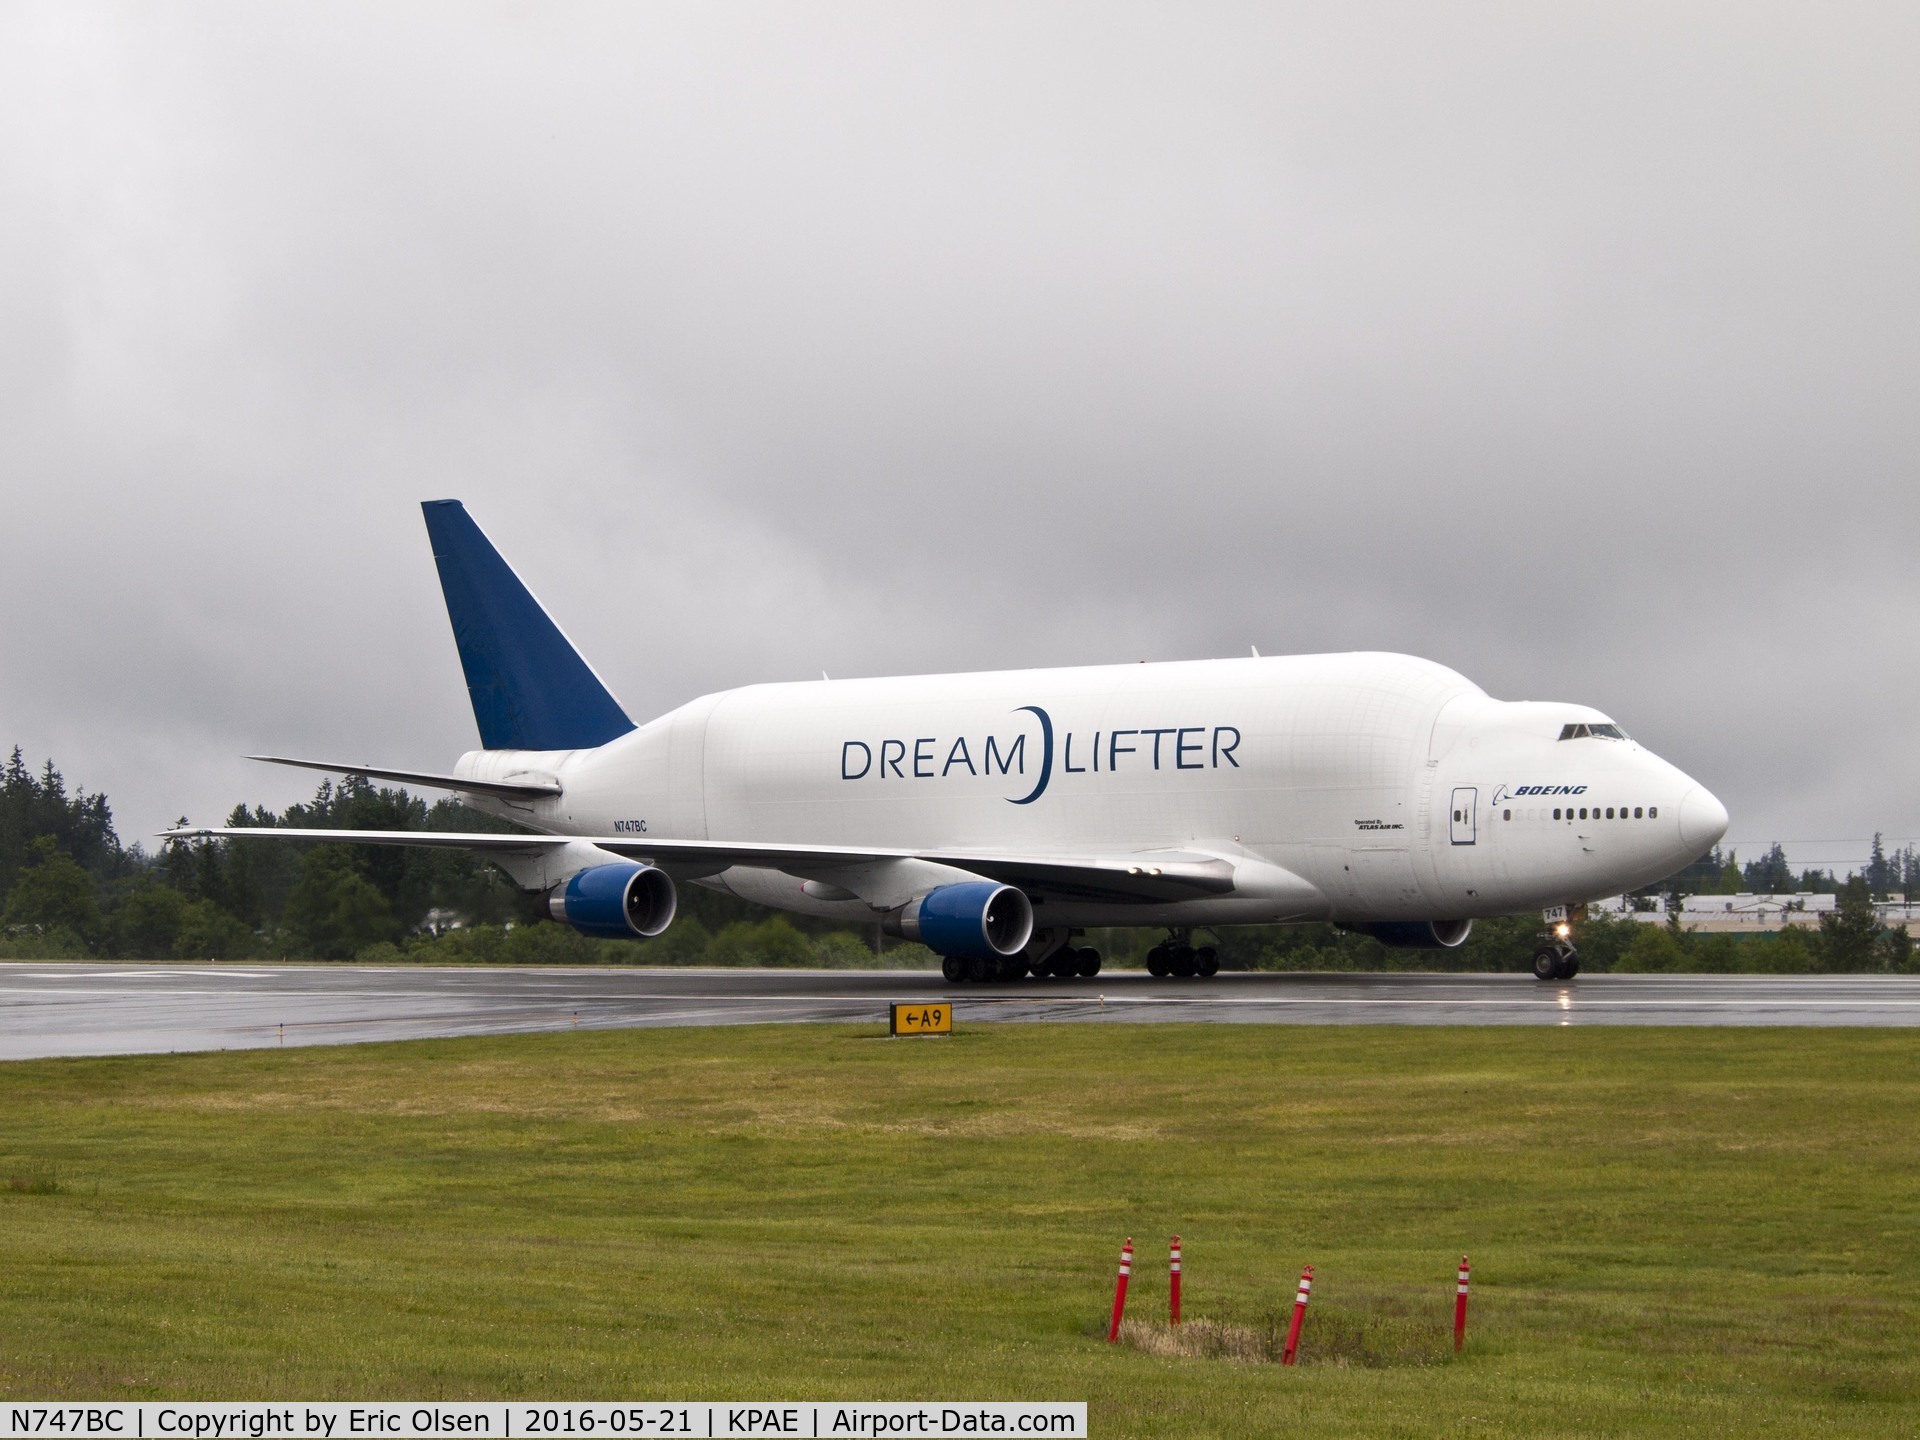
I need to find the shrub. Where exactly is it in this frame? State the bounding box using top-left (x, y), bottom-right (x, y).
top-left (705, 917), bottom-right (817, 967)
top-left (283, 850), bottom-right (397, 960)
top-left (640, 916), bottom-right (712, 965)
top-left (174, 898), bottom-right (258, 960)
top-left (111, 881), bottom-right (188, 958)
top-left (498, 923), bottom-right (606, 966)
top-left (0, 924), bottom-right (92, 959)
top-left (2, 838), bottom-right (101, 946)
top-left (1616, 924), bottom-right (1688, 972)
top-left (1752, 926), bottom-right (1817, 974)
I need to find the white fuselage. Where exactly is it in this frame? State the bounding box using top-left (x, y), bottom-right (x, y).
top-left (457, 652), bottom-right (1727, 930)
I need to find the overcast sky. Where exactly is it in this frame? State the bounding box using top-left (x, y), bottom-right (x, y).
top-left (3, 3), bottom-right (1916, 872)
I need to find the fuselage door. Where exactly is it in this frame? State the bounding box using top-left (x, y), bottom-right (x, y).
top-left (1449, 787), bottom-right (1477, 846)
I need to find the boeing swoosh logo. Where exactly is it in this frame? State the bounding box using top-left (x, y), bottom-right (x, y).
top-left (1008, 705), bottom-right (1053, 805)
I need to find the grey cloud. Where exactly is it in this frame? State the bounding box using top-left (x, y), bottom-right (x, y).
top-left (2, 2), bottom-right (1916, 873)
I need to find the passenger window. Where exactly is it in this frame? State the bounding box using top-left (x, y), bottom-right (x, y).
top-left (1649, 806), bottom-right (1658, 819)
top-left (1503, 808), bottom-right (1511, 820)
top-left (1553, 808), bottom-right (1561, 819)
top-left (1578, 807), bottom-right (1588, 819)
top-left (1606, 807), bottom-right (1614, 819)
top-left (1634, 806), bottom-right (1643, 818)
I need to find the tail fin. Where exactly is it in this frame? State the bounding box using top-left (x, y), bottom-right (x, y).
top-left (420, 500), bottom-right (636, 751)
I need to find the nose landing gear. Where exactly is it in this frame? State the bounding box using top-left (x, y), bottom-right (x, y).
top-left (1531, 908), bottom-right (1580, 980)
top-left (1531, 943), bottom-right (1579, 980)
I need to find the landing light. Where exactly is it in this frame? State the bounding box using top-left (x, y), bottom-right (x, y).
top-left (1555, 923), bottom-right (1572, 939)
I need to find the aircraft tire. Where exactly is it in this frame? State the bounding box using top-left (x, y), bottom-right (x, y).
top-left (967, 955), bottom-right (997, 983)
top-left (1076, 947), bottom-right (1102, 978)
top-left (1195, 946), bottom-right (1219, 977)
top-left (1558, 952), bottom-right (1581, 980)
top-left (942, 955), bottom-right (968, 984)
top-left (1169, 944), bottom-right (1197, 978)
top-left (1146, 945), bottom-right (1171, 977)
top-left (1531, 947), bottom-right (1561, 981)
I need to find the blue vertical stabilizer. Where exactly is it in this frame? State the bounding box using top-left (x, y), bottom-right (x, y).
top-left (421, 500), bottom-right (636, 752)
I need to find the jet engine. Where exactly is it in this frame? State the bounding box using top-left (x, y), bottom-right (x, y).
top-left (895, 881), bottom-right (1033, 960)
top-left (548, 862), bottom-right (677, 939)
top-left (1351, 919), bottom-right (1473, 949)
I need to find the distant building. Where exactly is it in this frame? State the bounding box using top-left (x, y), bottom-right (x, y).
top-left (1586, 892), bottom-right (1918, 933)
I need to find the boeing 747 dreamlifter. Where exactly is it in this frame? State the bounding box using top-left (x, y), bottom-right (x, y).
top-left (168, 501), bottom-right (1728, 982)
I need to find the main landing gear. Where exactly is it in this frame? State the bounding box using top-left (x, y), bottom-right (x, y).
top-left (940, 933), bottom-right (1101, 984)
top-left (1034, 945), bottom-right (1103, 980)
top-left (1145, 930), bottom-right (1219, 980)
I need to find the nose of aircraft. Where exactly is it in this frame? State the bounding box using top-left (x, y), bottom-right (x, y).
top-left (1678, 785), bottom-right (1730, 854)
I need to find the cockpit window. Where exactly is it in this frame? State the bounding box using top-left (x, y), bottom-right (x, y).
top-left (1558, 722), bottom-right (1628, 741)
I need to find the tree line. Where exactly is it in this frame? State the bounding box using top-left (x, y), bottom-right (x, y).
top-left (0, 748), bottom-right (908, 966)
top-left (1669, 838), bottom-right (1920, 899)
top-left (2, 746), bottom-right (1914, 973)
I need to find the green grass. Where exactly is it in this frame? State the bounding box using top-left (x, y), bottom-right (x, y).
top-left (2, 1024), bottom-right (1918, 1437)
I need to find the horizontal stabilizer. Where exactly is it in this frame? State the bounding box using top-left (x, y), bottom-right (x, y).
top-left (248, 755), bottom-right (561, 800)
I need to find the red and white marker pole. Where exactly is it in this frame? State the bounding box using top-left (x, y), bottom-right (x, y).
top-left (1169, 1235), bottom-right (1182, 1325)
top-left (1107, 1238), bottom-right (1133, 1342)
top-left (1280, 1264), bottom-right (1314, 1365)
top-left (1453, 1255), bottom-right (1470, 1352)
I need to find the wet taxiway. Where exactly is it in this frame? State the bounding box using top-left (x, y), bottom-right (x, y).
top-left (3, 963), bottom-right (1919, 1060)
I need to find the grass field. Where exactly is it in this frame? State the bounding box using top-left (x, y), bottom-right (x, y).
top-left (2, 1023), bottom-right (1918, 1437)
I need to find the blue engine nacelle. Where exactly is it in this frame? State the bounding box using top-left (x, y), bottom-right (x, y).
top-left (897, 881), bottom-right (1033, 960)
top-left (1351, 919), bottom-right (1474, 949)
top-left (547, 863), bottom-right (677, 939)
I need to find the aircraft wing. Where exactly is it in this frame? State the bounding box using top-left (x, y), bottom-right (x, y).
top-left (161, 826), bottom-right (1243, 904)
top-left (165, 826), bottom-right (563, 853)
top-left (901, 851), bottom-right (1234, 902)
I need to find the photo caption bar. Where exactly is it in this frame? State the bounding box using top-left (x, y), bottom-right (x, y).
top-left (0, 1404), bottom-right (1086, 1440)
